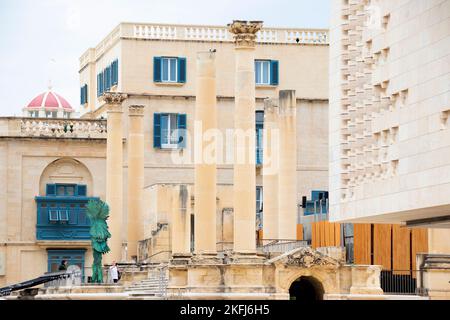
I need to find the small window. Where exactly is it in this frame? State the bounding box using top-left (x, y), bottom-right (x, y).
top-left (57, 186), bottom-right (65, 196)
top-left (66, 186), bottom-right (75, 196)
top-left (49, 210), bottom-right (59, 222)
top-left (59, 210), bottom-right (69, 222)
top-left (161, 57), bottom-right (178, 82)
top-left (255, 60), bottom-right (271, 85)
top-left (161, 114), bottom-right (179, 148)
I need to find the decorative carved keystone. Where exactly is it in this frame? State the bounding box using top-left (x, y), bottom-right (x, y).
top-left (227, 20), bottom-right (263, 47)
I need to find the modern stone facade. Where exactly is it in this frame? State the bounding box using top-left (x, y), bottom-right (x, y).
top-left (329, 0), bottom-right (450, 299)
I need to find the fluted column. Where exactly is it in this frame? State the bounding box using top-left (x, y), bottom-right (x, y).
top-left (278, 90), bottom-right (297, 240)
top-left (228, 20), bottom-right (263, 253)
top-left (104, 92), bottom-right (127, 264)
top-left (127, 105), bottom-right (144, 261)
top-left (262, 98), bottom-right (279, 241)
top-left (194, 51), bottom-right (217, 255)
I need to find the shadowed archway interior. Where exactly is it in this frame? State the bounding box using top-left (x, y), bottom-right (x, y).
top-left (289, 276), bottom-right (324, 301)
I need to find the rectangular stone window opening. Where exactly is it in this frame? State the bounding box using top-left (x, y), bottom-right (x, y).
top-left (255, 60), bottom-right (271, 85)
top-left (162, 57), bottom-right (178, 83)
top-left (161, 113), bottom-right (179, 148)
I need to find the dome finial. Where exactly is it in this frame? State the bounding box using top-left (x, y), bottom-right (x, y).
top-left (48, 79), bottom-right (53, 91)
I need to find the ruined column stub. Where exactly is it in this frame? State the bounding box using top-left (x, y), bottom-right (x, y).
top-left (128, 105), bottom-right (145, 116)
top-left (227, 20), bottom-right (263, 48)
top-left (278, 90), bottom-right (296, 116)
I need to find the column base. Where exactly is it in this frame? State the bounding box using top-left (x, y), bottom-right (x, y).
top-left (170, 253), bottom-right (193, 266)
top-left (190, 252), bottom-right (222, 265)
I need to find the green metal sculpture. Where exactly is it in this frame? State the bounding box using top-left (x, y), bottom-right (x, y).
top-left (86, 199), bottom-right (111, 283)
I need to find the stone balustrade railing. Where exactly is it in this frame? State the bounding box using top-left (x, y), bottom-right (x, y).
top-left (0, 117), bottom-right (107, 139)
top-left (80, 22), bottom-right (329, 69)
top-left (130, 23), bottom-right (329, 45)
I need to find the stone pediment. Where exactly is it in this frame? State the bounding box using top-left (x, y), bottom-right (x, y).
top-left (267, 247), bottom-right (340, 268)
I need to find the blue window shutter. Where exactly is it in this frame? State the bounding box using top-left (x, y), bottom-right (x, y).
top-left (80, 87), bottom-right (83, 104)
top-left (97, 74), bottom-right (100, 97)
top-left (76, 185), bottom-right (87, 197)
top-left (177, 57), bottom-right (186, 83)
top-left (99, 73), bottom-right (102, 95)
top-left (270, 60), bottom-right (279, 86)
top-left (153, 113), bottom-right (161, 148)
top-left (113, 60), bottom-right (118, 85)
top-left (177, 114), bottom-right (187, 148)
top-left (154, 57), bottom-right (162, 82)
top-left (46, 184), bottom-right (56, 196)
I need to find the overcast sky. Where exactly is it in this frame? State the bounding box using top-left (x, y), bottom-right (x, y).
top-left (0, 0), bottom-right (330, 116)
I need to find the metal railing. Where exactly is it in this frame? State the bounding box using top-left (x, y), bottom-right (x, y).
top-left (258, 239), bottom-right (310, 253)
top-left (380, 270), bottom-right (418, 295)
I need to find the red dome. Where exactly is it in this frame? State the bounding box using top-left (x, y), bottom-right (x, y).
top-left (26, 90), bottom-right (73, 111)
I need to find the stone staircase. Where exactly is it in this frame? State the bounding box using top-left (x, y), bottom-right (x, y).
top-left (124, 270), bottom-right (168, 299)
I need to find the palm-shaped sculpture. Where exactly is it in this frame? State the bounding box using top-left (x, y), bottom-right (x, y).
top-left (86, 200), bottom-right (111, 283)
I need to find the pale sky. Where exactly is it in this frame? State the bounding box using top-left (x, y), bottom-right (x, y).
top-left (0, 0), bottom-right (330, 116)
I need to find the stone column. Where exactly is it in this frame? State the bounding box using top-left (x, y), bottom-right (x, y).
top-left (126, 105), bottom-right (144, 261)
top-left (228, 20), bottom-right (263, 254)
top-left (194, 51), bottom-right (217, 256)
top-left (104, 92), bottom-right (127, 264)
top-left (171, 185), bottom-right (191, 260)
top-left (262, 98), bottom-right (279, 241)
top-left (278, 90), bottom-right (297, 240)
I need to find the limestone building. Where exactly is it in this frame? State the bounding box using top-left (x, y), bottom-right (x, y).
top-left (329, 0), bottom-right (450, 298)
top-left (0, 22), bottom-right (331, 287)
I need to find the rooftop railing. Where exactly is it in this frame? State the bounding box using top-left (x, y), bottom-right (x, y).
top-left (0, 117), bottom-right (107, 139)
top-left (80, 22), bottom-right (329, 69)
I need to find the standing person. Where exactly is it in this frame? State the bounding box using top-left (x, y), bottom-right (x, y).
top-left (58, 260), bottom-right (68, 271)
top-left (109, 261), bottom-right (119, 283)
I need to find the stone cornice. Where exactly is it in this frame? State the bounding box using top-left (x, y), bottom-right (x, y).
top-left (227, 20), bottom-right (263, 48)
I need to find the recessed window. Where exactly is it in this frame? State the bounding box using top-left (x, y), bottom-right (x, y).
top-left (161, 57), bottom-right (178, 82)
top-left (255, 60), bottom-right (271, 85)
top-left (161, 114), bottom-right (179, 148)
top-left (154, 113), bottom-right (187, 149)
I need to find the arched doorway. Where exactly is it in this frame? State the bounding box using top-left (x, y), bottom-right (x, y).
top-left (289, 276), bottom-right (324, 301)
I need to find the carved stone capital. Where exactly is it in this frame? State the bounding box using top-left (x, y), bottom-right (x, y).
top-left (128, 105), bottom-right (145, 117)
top-left (227, 20), bottom-right (263, 48)
top-left (102, 92), bottom-right (128, 105)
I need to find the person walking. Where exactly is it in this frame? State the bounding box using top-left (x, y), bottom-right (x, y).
top-left (109, 261), bottom-right (120, 283)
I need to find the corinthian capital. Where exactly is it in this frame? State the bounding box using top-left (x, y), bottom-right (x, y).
top-left (227, 20), bottom-right (263, 48)
top-left (102, 92), bottom-right (128, 105)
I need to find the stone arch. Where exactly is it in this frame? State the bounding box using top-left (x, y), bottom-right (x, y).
top-left (289, 275), bottom-right (325, 301)
top-left (278, 267), bottom-right (338, 296)
top-left (39, 158), bottom-right (94, 196)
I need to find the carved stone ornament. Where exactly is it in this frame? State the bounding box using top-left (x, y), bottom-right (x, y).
top-left (227, 20), bottom-right (263, 47)
top-left (102, 92), bottom-right (128, 105)
top-left (285, 247), bottom-right (340, 268)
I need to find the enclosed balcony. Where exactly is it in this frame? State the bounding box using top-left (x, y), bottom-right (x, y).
top-left (36, 184), bottom-right (99, 241)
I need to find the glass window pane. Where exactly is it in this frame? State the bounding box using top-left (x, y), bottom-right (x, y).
top-left (66, 186), bottom-right (74, 196)
top-left (162, 58), bottom-right (169, 81)
top-left (262, 61), bottom-right (269, 84)
top-left (161, 114), bottom-right (169, 144)
top-left (170, 59), bottom-right (177, 82)
top-left (169, 114), bottom-right (178, 144)
top-left (255, 61), bottom-right (261, 84)
top-left (57, 186), bottom-right (65, 196)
